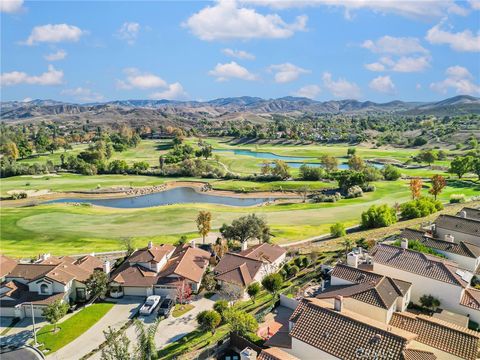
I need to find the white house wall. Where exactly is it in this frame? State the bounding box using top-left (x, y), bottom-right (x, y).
top-left (435, 228), bottom-right (480, 247)
top-left (287, 337), bottom-right (339, 360)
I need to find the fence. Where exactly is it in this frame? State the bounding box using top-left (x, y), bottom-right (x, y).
top-left (279, 294), bottom-right (299, 310)
top-left (230, 332), bottom-right (263, 354)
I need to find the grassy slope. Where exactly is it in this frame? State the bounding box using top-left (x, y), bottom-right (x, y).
top-left (2, 180), bottom-right (479, 257)
top-left (36, 303), bottom-right (114, 353)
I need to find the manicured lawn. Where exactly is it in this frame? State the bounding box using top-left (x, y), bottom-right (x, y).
top-left (172, 304), bottom-right (194, 317)
top-left (36, 302), bottom-right (114, 354)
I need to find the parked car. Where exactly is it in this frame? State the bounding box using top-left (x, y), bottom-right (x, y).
top-left (140, 295), bottom-right (161, 315)
top-left (158, 298), bottom-right (174, 317)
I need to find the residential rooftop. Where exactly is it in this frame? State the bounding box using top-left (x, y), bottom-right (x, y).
top-left (435, 214), bottom-right (480, 237)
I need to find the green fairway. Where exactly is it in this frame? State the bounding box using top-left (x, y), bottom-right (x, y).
top-left (2, 179), bottom-right (478, 257)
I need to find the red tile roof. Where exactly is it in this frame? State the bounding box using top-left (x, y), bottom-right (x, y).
top-left (0, 255), bottom-right (17, 279)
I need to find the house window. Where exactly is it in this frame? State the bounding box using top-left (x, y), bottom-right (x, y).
top-left (40, 284), bottom-right (49, 294)
top-left (76, 288), bottom-right (86, 302)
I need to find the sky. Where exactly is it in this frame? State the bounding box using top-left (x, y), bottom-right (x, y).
top-left (1, 0), bottom-right (479, 103)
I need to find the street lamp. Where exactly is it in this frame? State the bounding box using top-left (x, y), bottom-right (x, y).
top-left (29, 302), bottom-right (38, 347)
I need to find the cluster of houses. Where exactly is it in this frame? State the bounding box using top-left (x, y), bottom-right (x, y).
top-left (249, 206), bottom-right (480, 360)
top-left (2, 206), bottom-right (480, 360)
top-left (0, 238), bottom-right (287, 320)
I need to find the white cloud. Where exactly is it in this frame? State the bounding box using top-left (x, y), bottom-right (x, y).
top-left (222, 48), bottom-right (255, 60)
top-left (469, 0), bottom-right (480, 10)
top-left (0, 0), bottom-right (24, 13)
top-left (365, 56), bottom-right (430, 73)
top-left (1, 65), bottom-right (63, 86)
top-left (369, 75), bottom-right (396, 94)
top-left (364, 62), bottom-right (385, 72)
top-left (361, 35), bottom-right (428, 55)
top-left (44, 49), bottom-right (67, 61)
top-left (268, 63), bottom-right (310, 83)
top-left (426, 22), bottom-right (480, 52)
top-left (116, 22), bottom-right (141, 45)
top-left (183, 0), bottom-right (307, 41)
top-left (24, 24), bottom-right (84, 45)
top-left (61, 87), bottom-right (104, 102)
top-left (322, 72), bottom-right (361, 99)
top-left (430, 66), bottom-right (480, 95)
top-left (293, 84), bottom-right (321, 99)
top-left (117, 68), bottom-right (167, 89)
top-left (243, 0), bottom-right (468, 19)
top-left (150, 83), bottom-right (188, 100)
top-left (208, 61), bottom-right (257, 81)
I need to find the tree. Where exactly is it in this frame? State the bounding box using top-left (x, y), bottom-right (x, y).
top-left (337, 171), bottom-right (366, 192)
top-left (213, 237), bottom-right (229, 259)
top-left (271, 160), bottom-right (290, 180)
top-left (100, 326), bottom-right (131, 360)
top-left (202, 270), bottom-right (217, 292)
top-left (320, 154), bottom-right (338, 172)
top-left (159, 155), bottom-right (165, 170)
top-left (296, 186), bottom-right (309, 203)
top-left (123, 237), bottom-right (135, 256)
top-left (220, 214), bottom-right (270, 245)
top-left (347, 147), bottom-right (356, 157)
top-left (330, 222), bottom-right (346, 238)
top-left (382, 164), bottom-right (401, 181)
top-left (134, 318), bottom-right (159, 360)
top-left (196, 211), bottom-right (212, 244)
top-left (224, 309), bottom-right (258, 336)
top-left (174, 235), bottom-right (188, 246)
top-left (86, 270), bottom-right (109, 299)
top-left (400, 197), bottom-right (443, 220)
top-left (196, 310), bottom-right (221, 334)
top-left (417, 150), bottom-right (436, 165)
top-left (361, 204), bottom-right (397, 229)
top-left (108, 160), bottom-right (129, 174)
top-left (299, 164), bottom-right (324, 181)
top-left (419, 294), bottom-right (440, 312)
top-left (2, 142), bottom-right (19, 160)
top-left (261, 273), bottom-right (283, 301)
top-left (260, 161), bottom-right (272, 175)
top-left (472, 158), bottom-right (480, 180)
top-left (409, 178), bottom-right (423, 200)
top-left (247, 282), bottom-right (261, 302)
top-left (342, 238), bottom-right (354, 259)
top-left (213, 300), bottom-right (229, 319)
top-left (449, 156), bottom-right (473, 179)
top-left (348, 155), bottom-right (365, 171)
top-left (42, 300), bottom-right (69, 332)
top-left (429, 174), bottom-right (446, 200)
top-left (176, 279), bottom-right (192, 304)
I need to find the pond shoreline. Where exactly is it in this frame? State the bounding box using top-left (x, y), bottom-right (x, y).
top-left (1, 180), bottom-right (300, 208)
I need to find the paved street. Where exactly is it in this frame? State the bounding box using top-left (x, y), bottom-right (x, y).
top-left (47, 298), bottom-right (142, 360)
top-left (0, 318), bottom-right (47, 348)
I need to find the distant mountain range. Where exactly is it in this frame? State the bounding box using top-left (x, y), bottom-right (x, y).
top-left (1, 95), bottom-right (479, 123)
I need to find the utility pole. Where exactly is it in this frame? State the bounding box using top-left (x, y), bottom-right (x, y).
top-left (30, 303), bottom-right (38, 347)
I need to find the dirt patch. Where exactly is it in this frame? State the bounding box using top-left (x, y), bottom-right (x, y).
top-left (7, 189), bottom-right (52, 197)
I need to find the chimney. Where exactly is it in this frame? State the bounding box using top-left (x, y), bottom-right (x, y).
top-left (241, 241), bottom-right (248, 251)
top-left (445, 234), bottom-right (454, 243)
top-left (346, 252), bottom-right (359, 268)
top-left (40, 253), bottom-right (51, 262)
top-left (240, 347), bottom-right (257, 360)
top-left (103, 260), bottom-right (111, 274)
top-left (147, 241), bottom-right (153, 249)
top-left (190, 239), bottom-right (196, 248)
top-left (401, 238), bottom-right (408, 250)
top-left (334, 295), bottom-right (343, 312)
top-left (459, 211), bottom-right (467, 218)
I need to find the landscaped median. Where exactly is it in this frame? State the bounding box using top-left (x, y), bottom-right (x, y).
top-left (35, 302), bottom-right (114, 355)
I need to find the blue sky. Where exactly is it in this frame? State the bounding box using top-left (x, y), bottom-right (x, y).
top-left (1, 0), bottom-right (479, 103)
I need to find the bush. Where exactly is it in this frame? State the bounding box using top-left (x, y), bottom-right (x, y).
top-left (392, 239), bottom-right (446, 258)
top-left (312, 192), bottom-right (342, 203)
top-left (382, 164), bottom-right (401, 181)
top-left (330, 222), bottom-right (346, 237)
top-left (361, 184), bottom-right (375, 192)
top-left (288, 265), bottom-right (299, 277)
top-left (361, 204), bottom-right (397, 229)
top-left (413, 137), bottom-right (428, 146)
top-left (363, 166), bottom-right (383, 182)
top-left (450, 194), bottom-right (466, 204)
top-left (345, 185), bottom-right (363, 199)
top-left (400, 197), bottom-right (443, 220)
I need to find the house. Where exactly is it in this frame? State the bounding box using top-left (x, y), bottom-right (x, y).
top-left (398, 228), bottom-right (480, 272)
top-left (434, 214), bottom-right (480, 246)
top-left (109, 242), bottom-right (211, 298)
top-left (315, 264), bottom-right (412, 323)
top-left (0, 254), bottom-right (105, 318)
top-left (214, 243), bottom-right (286, 296)
top-left (369, 243), bottom-right (480, 324)
top-left (0, 255), bottom-right (17, 282)
top-left (258, 347), bottom-right (300, 360)
top-left (277, 297), bottom-right (480, 360)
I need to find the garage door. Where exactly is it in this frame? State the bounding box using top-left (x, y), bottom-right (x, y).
top-left (153, 287), bottom-right (175, 298)
top-left (123, 287), bottom-right (148, 297)
top-left (0, 307), bottom-right (17, 317)
top-left (22, 305), bottom-right (45, 318)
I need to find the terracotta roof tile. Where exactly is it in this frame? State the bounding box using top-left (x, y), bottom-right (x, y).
top-left (129, 244), bottom-right (175, 264)
top-left (258, 347), bottom-right (300, 360)
top-left (402, 349), bottom-right (437, 360)
top-left (289, 298), bottom-right (412, 360)
top-left (460, 288), bottom-right (480, 311)
top-left (239, 243), bottom-right (286, 264)
top-left (0, 280), bottom-right (65, 307)
top-left (390, 312), bottom-right (480, 360)
top-left (371, 244), bottom-right (469, 287)
top-left (214, 252), bottom-right (263, 287)
top-left (216, 263), bottom-right (253, 287)
top-left (459, 207), bottom-right (480, 221)
top-left (435, 214), bottom-right (480, 238)
top-left (0, 255), bottom-right (17, 278)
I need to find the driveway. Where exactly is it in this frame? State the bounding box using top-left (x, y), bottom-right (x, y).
top-left (47, 298), bottom-right (142, 360)
top-left (0, 318), bottom-right (47, 348)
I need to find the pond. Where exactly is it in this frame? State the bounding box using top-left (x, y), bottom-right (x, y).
top-left (43, 187), bottom-right (276, 209)
top-left (213, 149), bottom-right (384, 169)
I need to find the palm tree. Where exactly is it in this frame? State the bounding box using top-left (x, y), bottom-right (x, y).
top-left (196, 211), bottom-right (212, 244)
top-left (134, 318), bottom-right (159, 360)
top-left (342, 238), bottom-right (354, 260)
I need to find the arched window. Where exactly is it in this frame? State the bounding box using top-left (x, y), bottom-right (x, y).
top-left (40, 283), bottom-right (49, 294)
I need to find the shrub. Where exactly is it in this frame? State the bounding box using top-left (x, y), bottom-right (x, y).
top-left (419, 294), bottom-right (440, 311)
top-left (330, 222), bottom-right (346, 238)
top-left (361, 204), bottom-right (397, 229)
top-left (288, 265), bottom-right (299, 277)
top-left (361, 184), bottom-right (375, 192)
top-left (312, 192), bottom-right (342, 203)
top-left (382, 164), bottom-right (401, 181)
top-left (392, 239), bottom-right (446, 258)
top-left (400, 197), bottom-right (443, 220)
top-left (345, 185), bottom-right (363, 199)
top-left (450, 194), bottom-right (466, 204)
